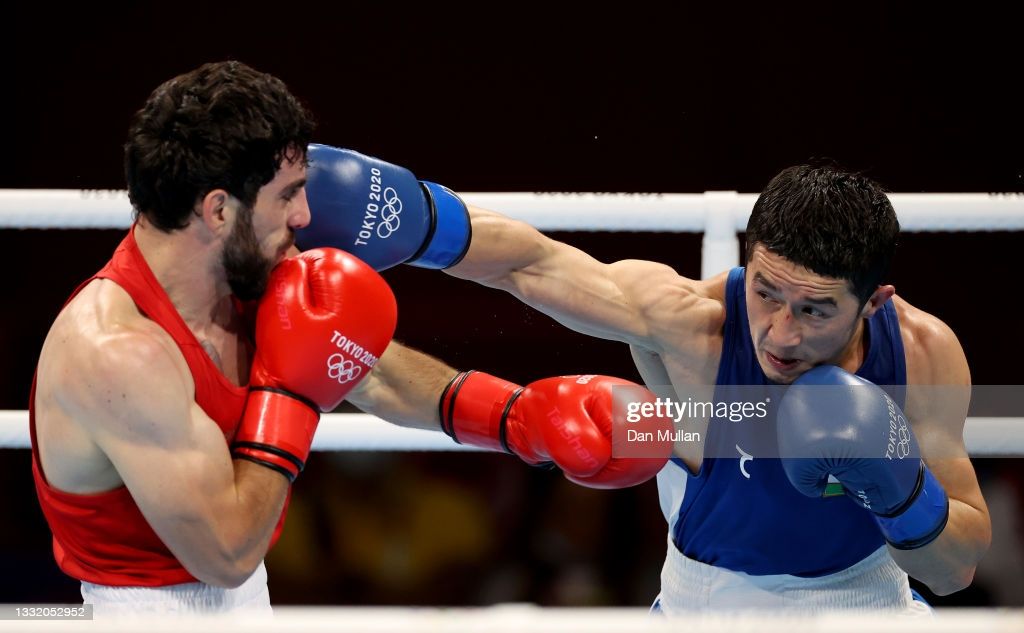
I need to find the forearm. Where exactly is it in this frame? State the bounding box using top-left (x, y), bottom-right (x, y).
top-left (216, 460), bottom-right (290, 582)
top-left (161, 459), bottom-right (289, 588)
top-left (446, 207), bottom-right (552, 286)
top-left (889, 497), bottom-right (991, 595)
top-left (345, 341), bottom-right (457, 430)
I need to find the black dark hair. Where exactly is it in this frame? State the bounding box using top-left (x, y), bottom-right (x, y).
top-left (745, 164), bottom-right (899, 305)
top-left (124, 60), bottom-right (315, 231)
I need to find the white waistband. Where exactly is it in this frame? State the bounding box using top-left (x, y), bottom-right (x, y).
top-left (81, 562), bottom-right (271, 616)
top-left (657, 541), bottom-right (929, 614)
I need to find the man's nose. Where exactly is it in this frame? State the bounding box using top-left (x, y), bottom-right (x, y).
top-left (290, 190), bottom-right (312, 229)
top-left (767, 309), bottom-right (802, 348)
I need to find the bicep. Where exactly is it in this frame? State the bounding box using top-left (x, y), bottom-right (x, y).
top-left (449, 209), bottom-right (676, 345)
top-left (913, 405), bottom-right (986, 515)
top-left (74, 336), bottom-right (244, 560)
top-left (507, 249), bottom-right (669, 344)
top-left (906, 317), bottom-right (986, 512)
top-left (94, 403), bottom-right (240, 545)
top-left (908, 387), bottom-right (989, 545)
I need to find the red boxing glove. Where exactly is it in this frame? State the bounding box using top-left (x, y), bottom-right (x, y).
top-left (232, 248), bottom-right (397, 481)
top-left (440, 372), bottom-right (672, 489)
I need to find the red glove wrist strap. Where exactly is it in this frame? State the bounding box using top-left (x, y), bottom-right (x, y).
top-left (439, 371), bottom-right (523, 453)
top-left (231, 388), bottom-right (321, 482)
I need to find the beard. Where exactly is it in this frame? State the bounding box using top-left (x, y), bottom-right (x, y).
top-left (221, 204), bottom-right (276, 301)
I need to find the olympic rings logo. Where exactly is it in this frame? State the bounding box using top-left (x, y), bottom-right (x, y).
top-left (895, 414), bottom-right (912, 459)
top-left (327, 353), bottom-right (362, 384)
top-left (377, 187), bottom-right (402, 238)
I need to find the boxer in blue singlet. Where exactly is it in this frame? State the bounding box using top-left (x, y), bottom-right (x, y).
top-left (300, 156), bottom-right (992, 612)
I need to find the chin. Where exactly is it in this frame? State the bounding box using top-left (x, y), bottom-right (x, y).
top-left (758, 353), bottom-right (807, 384)
top-left (759, 364), bottom-right (792, 384)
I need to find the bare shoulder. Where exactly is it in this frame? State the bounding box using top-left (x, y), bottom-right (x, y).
top-left (892, 300), bottom-right (983, 522)
top-left (892, 295), bottom-right (970, 387)
top-left (892, 294), bottom-right (973, 462)
top-left (609, 260), bottom-right (726, 347)
top-left (38, 279), bottom-right (194, 438)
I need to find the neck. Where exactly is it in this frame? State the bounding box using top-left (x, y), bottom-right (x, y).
top-left (833, 316), bottom-right (869, 374)
top-left (133, 219), bottom-right (232, 330)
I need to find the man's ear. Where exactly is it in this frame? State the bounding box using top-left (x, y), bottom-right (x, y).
top-left (860, 284), bottom-right (896, 319)
top-left (198, 189), bottom-right (234, 235)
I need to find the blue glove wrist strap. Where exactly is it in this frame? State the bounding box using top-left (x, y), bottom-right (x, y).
top-left (874, 464), bottom-right (949, 550)
top-left (410, 181), bottom-right (472, 269)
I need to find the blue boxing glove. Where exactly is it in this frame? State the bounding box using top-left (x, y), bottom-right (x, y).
top-left (777, 366), bottom-right (949, 550)
top-left (299, 144), bottom-right (471, 271)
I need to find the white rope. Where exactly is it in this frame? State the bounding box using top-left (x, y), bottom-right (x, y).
top-left (0, 605), bottom-right (1019, 633)
top-left (0, 411), bottom-right (480, 452)
top-left (0, 410), bottom-right (1018, 454)
top-left (2, 193), bottom-right (1021, 455)
top-left (2, 190), bottom-right (1023, 232)
top-left (0, 190), bottom-right (135, 230)
top-left (5, 188), bottom-right (1021, 279)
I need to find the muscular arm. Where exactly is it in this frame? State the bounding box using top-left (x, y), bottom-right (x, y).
top-left (893, 308), bottom-right (991, 595)
top-left (68, 327), bottom-right (288, 588)
top-left (345, 341), bottom-right (457, 431)
top-left (447, 207), bottom-right (688, 348)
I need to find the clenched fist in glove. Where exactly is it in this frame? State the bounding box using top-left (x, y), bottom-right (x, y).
top-left (232, 248), bottom-right (397, 481)
top-left (440, 371), bottom-right (673, 489)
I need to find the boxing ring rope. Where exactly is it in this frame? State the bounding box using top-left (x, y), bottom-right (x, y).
top-left (3, 190), bottom-right (1024, 278)
top-left (5, 190), bottom-right (1024, 230)
top-left (0, 411), bottom-right (1019, 455)
top-left (1, 189), bottom-right (1022, 454)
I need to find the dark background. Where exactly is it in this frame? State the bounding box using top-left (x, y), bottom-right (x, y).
top-left (2, 3), bottom-right (1022, 607)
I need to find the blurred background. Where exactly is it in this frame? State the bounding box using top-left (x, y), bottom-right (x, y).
top-left (1, 2), bottom-right (1022, 608)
